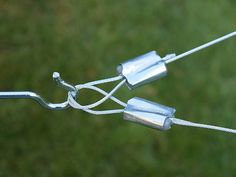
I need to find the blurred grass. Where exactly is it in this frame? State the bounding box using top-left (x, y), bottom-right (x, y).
top-left (1, 0), bottom-right (236, 176)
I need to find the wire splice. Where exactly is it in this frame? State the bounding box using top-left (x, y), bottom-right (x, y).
top-left (1, 30), bottom-right (236, 135)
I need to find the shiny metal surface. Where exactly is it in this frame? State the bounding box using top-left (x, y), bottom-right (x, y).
top-left (126, 97), bottom-right (175, 117)
top-left (53, 72), bottom-right (77, 98)
top-left (0, 91), bottom-right (69, 110)
top-left (117, 51), bottom-right (167, 89)
top-left (0, 72), bottom-right (76, 110)
top-left (124, 97), bottom-right (175, 130)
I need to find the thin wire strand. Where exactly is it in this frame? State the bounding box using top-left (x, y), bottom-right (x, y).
top-left (75, 84), bottom-right (127, 107)
top-left (72, 79), bottom-right (126, 109)
top-left (81, 108), bottom-right (124, 115)
top-left (68, 93), bottom-right (125, 115)
top-left (165, 31), bottom-right (236, 64)
top-left (68, 76), bottom-right (127, 115)
top-left (80, 75), bottom-right (123, 86)
top-left (170, 118), bottom-right (236, 134)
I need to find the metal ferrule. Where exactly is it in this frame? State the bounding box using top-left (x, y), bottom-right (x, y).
top-left (123, 97), bottom-right (176, 130)
top-left (117, 51), bottom-right (167, 89)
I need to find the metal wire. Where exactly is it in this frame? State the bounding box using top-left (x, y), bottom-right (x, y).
top-left (170, 118), bottom-right (236, 134)
top-left (0, 91), bottom-right (69, 110)
top-left (165, 31), bottom-right (236, 64)
top-left (0, 71), bottom-right (126, 112)
top-left (68, 79), bottom-right (127, 115)
top-left (1, 30), bottom-right (236, 134)
top-left (0, 72), bottom-right (77, 110)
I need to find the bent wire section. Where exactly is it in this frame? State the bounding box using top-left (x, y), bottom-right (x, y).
top-left (0, 72), bottom-right (77, 110)
top-left (0, 73), bottom-right (125, 112)
top-left (0, 91), bottom-right (69, 110)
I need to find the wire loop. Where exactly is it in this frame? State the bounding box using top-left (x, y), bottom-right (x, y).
top-left (67, 76), bottom-right (127, 115)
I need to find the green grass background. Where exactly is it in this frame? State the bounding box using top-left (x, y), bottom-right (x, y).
top-left (1, 0), bottom-right (236, 176)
